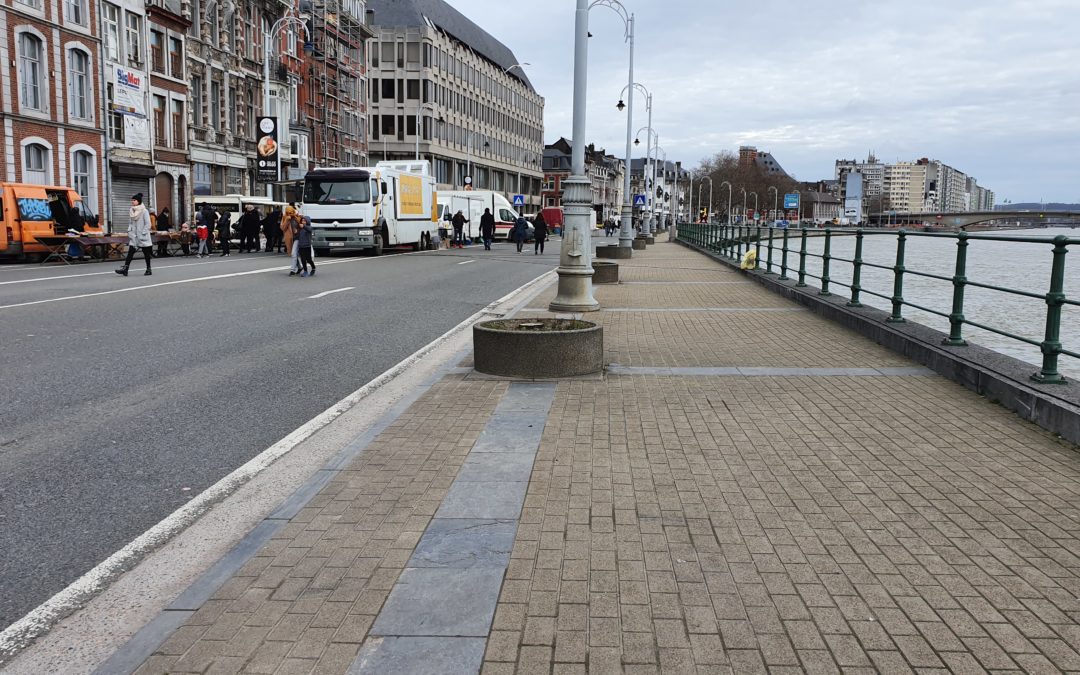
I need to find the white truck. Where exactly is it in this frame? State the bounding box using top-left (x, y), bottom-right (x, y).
top-left (436, 190), bottom-right (520, 241)
top-left (302, 160), bottom-right (438, 255)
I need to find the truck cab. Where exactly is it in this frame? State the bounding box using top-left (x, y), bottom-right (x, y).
top-left (0, 183), bottom-right (101, 260)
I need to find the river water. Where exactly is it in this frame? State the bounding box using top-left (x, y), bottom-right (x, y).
top-left (757, 227), bottom-right (1080, 379)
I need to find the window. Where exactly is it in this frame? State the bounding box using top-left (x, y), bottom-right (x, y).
top-left (125, 12), bottom-right (142, 67)
top-left (15, 0), bottom-right (41, 9)
top-left (150, 30), bottom-right (164, 73)
top-left (24, 143), bottom-right (50, 184)
top-left (243, 8), bottom-right (256, 59)
top-left (66, 0), bottom-right (87, 26)
top-left (210, 80), bottom-right (221, 128)
top-left (381, 79), bottom-right (394, 100)
top-left (381, 42), bottom-right (393, 66)
top-left (71, 150), bottom-right (93, 206)
top-left (103, 4), bottom-right (120, 61)
top-left (406, 79), bottom-right (419, 100)
top-left (152, 94), bottom-right (166, 145)
top-left (169, 37), bottom-right (183, 78)
top-left (171, 99), bottom-right (185, 148)
top-left (106, 83), bottom-right (124, 142)
top-left (191, 75), bottom-right (203, 126)
top-left (406, 42), bottom-right (419, 66)
top-left (227, 87), bottom-right (237, 133)
top-left (68, 49), bottom-right (91, 120)
top-left (18, 32), bottom-right (45, 112)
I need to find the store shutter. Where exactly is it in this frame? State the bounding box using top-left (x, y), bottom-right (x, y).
top-left (109, 177), bottom-right (151, 234)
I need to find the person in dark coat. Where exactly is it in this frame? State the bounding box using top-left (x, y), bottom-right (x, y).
top-left (297, 215), bottom-right (316, 277)
top-left (200, 203), bottom-right (217, 253)
top-left (238, 205), bottom-right (262, 252)
top-left (451, 210), bottom-right (468, 248)
top-left (533, 211), bottom-right (548, 255)
top-left (479, 208), bottom-right (495, 251)
top-left (154, 206), bottom-right (172, 257)
top-left (217, 211), bottom-right (232, 257)
top-left (512, 215), bottom-right (529, 254)
top-left (263, 207), bottom-right (282, 252)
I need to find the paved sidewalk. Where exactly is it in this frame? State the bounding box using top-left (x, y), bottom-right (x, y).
top-left (118, 234), bottom-right (1080, 674)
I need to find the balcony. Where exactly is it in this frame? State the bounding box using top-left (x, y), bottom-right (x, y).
top-left (267, 57), bottom-right (290, 83)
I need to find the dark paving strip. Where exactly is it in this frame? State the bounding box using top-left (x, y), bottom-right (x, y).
top-left (601, 307), bottom-right (808, 313)
top-left (606, 365), bottom-right (936, 377)
top-left (616, 281), bottom-right (751, 285)
top-left (352, 381), bottom-right (556, 674)
top-left (91, 349), bottom-right (471, 675)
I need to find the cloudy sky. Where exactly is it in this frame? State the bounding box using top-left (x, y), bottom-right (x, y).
top-left (444, 0), bottom-right (1080, 203)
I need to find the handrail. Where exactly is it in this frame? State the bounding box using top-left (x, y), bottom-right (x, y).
top-left (676, 223), bottom-right (1079, 384)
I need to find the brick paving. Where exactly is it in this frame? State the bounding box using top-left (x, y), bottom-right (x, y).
top-left (128, 235), bottom-right (1080, 674)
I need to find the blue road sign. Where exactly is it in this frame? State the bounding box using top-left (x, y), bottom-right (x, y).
top-left (512, 194), bottom-right (525, 206)
top-left (633, 194), bottom-right (647, 206)
top-left (783, 193), bottom-right (800, 209)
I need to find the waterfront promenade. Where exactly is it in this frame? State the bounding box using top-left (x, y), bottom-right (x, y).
top-left (80, 235), bottom-right (1080, 673)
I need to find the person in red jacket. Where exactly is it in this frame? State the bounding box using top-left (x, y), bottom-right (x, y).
top-left (195, 217), bottom-right (210, 257)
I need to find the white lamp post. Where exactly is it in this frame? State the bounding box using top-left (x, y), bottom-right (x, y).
top-left (720, 180), bottom-right (732, 224)
top-left (617, 79), bottom-right (651, 248)
top-left (263, 15), bottom-right (308, 198)
top-left (414, 103), bottom-right (442, 161)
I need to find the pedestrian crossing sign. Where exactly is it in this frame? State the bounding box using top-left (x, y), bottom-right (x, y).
top-left (634, 194), bottom-right (646, 206)
top-left (512, 194), bottom-right (525, 206)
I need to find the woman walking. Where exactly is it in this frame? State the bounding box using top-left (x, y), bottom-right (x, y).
top-left (298, 215), bottom-right (316, 277)
top-left (217, 211), bottom-right (232, 257)
top-left (533, 211), bottom-right (548, 255)
top-left (116, 193), bottom-right (154, 276)
top-left (280, 205), bottom-right (302, 275)
top-left (512, 214), bottom-right (529, 254)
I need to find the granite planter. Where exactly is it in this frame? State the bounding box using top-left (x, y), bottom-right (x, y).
top-left (632, 238), bottom-right (646, 250)
top-left (474, 319), bottom-right (603, 378)
top-left (595, 245), bottom-right (631, 259)
top-left (592, 261), bottom-right (619, 284)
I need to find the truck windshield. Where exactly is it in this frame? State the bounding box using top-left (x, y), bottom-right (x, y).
top-left (304, 179), bottom-right (371, 205)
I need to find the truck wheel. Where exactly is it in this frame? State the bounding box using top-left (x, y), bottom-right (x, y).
top-left (371, 234), bottom-right (384, 256)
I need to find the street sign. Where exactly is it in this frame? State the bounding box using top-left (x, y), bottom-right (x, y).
top-left (512, 194), bottom-right (525, 206)
top-left (783, 193), bottom-right (800, 209)
top-left (633, 194), bottom-right (646, 206)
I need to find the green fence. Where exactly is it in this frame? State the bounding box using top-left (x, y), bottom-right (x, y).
top-left (677, 223), bottom-right (1080, 384)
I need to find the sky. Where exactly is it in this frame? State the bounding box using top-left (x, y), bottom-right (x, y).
top-left (443, 0), bottom-right (1080, 203)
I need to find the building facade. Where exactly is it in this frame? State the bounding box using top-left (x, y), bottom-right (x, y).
top-left (367, 0), bottom-right (544, 212)
top-left (147, 0), bottom-right (189, 223)
top-left (2, 0), bottom-right (107, 219)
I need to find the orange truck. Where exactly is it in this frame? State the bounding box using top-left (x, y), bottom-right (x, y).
top-left (0, 183), bottom-right (102, 260)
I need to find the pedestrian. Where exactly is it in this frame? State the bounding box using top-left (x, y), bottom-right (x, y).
top-left (263, 206), bottom-right (282, 252)
top-left (437, 218), bottom-right (449, 250)
top-left (280, 205), bottom-right (302, 275)
top-left (297, 215), bottom-right (316, 277)
top-left (195, 214), bottom-right (209, 257)
top-left (155, 206), bottom-right (172, 257)
top-left (451, 209), bottom-right (468, 248)
top-left (115, 193), bottom-right (153, 276)
top-left (512, 214), bottom-right (529, 254)
top-left (217, 210), bottom-right (232, 257)
top-left (200, 203), bottom-right (217, 253)
top-left (179, 221), bottom-right (192, 256)
top-left (533, 210), bottom-right (548, 255)
top-left (238, 204), bottom-right (261, 253)
top-left (480, 208), bottom-right (495, 251)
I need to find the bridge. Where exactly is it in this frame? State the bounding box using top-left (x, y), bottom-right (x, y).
top-left (870, 210), bottom-right (1080, 228)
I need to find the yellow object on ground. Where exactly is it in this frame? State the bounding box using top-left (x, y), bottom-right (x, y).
top-left (740, 249), bottom-right (757, 269)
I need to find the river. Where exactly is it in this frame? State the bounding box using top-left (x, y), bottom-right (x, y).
top-left (759, 227), bottom-right (1080, 379)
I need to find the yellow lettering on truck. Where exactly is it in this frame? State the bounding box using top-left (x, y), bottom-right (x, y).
top-left (399, 174), bottom-right (423, 216)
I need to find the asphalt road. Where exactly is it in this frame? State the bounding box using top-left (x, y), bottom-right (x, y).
top-left (0, 242), bottom-right (558, 630)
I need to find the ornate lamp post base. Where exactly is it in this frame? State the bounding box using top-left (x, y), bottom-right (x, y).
top-left (549, 174), bottom-right (599, 312)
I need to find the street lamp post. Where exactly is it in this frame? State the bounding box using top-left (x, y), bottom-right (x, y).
top-left (750, 191), bottom-right (758, 225)
top-left (652, 144), bottom-right (666, 231)
top-left (549, 0), bottom-right (601, 312)
top-left (617, 78), bottom-right (649, 249)
top-left (415, 103), bottom-right (442, 160)
top-left (740, 187), bottom-right (747, 224)
top-left (263, 14), bottom-right (308, 198)
top-left (634, 128), bottom-right (657, 235)
top-left (720, 180), bottom-right (732, 225)
top-left (768, 186), bottom-right (778, 222)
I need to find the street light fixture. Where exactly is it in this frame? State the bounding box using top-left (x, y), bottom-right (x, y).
top-left (262, 14), bottom-right (309, 198)
top-left (768, 186), bottom-right (778, 222)
top-left (740, 187), bottom-right (747, 224)
top-left (719, 180), bottom-right (732, 225)
top-left (415, 103), bottom-right (443, 160)
top-left (635, 126), bottom-right (658, 235)
top-left (750, 191), bottom-right (758, 224)
top-left (617, 77), bottom-right (650, 249)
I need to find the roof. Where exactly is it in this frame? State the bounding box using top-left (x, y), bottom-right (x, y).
top-left (367, 0), bottom-right (536, 93)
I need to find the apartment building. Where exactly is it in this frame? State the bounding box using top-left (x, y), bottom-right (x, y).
top-left (2, 0), bottom-right (107, 219)
top-left (882, 161), bottom-right (928, 213)
top-left (147, 0), bottom-right (189, 222)
top-left (366, 0), bottom-right (544, 211)
top-left (543, 138), bottom-right (625, 224)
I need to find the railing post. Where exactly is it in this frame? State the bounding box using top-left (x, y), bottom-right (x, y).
top-left (848, 228), bottom-right (864, 307)
top-left (796, 227), bottom-right (808, 287)
top-left (754, 226), bottom-right (762, 269)
top-left (943, 232), bottom-right (969, 345)
top-left (820, 227), bottom-right (832, 296)
top-left (779, 227), bottom-right (790, 281)
top-left (1032, 235), bottom-right (1069, 384)
top-left (766, 226), bottom-right (775, 274)
top-left (737, 225), bottom-right (743, 260)
top-left (887, 229), bottom-right (907, 323)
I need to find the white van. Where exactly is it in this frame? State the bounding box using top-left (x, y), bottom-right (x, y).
top-left (436, 190), bottom-right (519, 240)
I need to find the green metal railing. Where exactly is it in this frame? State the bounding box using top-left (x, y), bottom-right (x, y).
top-left (676, 223), bottom-right (1080, 384)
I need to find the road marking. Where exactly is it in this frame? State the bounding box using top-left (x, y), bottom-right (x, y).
top-left (0, 257), bottom-right (386, 311)
top-left (457, 260), bottom-right (475, 265)
top-left (308, 286), bottom-right (354, 299)
top-left (0, 257), bottom-right (273, 285)
top-left (0, 268), bottom-right (557, 662)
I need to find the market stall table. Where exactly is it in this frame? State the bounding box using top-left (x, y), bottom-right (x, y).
top-left (34, 235), bottom-right (130, 264)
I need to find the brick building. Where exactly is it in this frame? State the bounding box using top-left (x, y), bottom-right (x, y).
top-left (147, 0), bottom-right (190, 223)
top-left (1, 0), bottom-right (107, 221)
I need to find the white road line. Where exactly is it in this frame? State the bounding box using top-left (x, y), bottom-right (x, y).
top-left (0, 256), bottom-right (385, 311)
top-left (0, 256), bottom-right (273, 285)
top-left (0, 267), bottom-right (557, 661)
top-left (308, 286), bottom-right (354, 299)
top-left (457, 259), bottom-right (476, 265)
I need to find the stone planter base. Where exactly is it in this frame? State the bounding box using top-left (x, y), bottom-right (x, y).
top-left (632, 238), bottom-right (646, 250)
top-left (474, 319), bottom-right (603, 378)
top-left (645, 236), bottom-right (655, 245)
top-left (592, 261), bottom-right (619, 284)
top-left (595, 245), bottom-right (631, 259)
